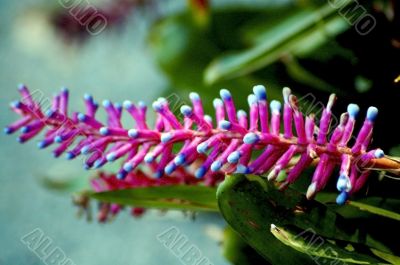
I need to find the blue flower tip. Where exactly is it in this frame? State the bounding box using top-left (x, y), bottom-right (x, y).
top-left (270, 100), bottom-right (282, 113)
top-left (219, 89), bottom-right (231, 100)
top-left (66, 152), bottom-right (75, 160)
top-left (235, 164), bottom-right (248, 174)
top-left (37, 141), bottom-right (46, 149)
top-left (138, 101), bottom-right (147, 109)
top-left (17, 83), bottom-right (26, 90)
top-left (4, 127), bottom-right (12, 134)
top-left (219, 120), bottom-right (231, 130)
top-left (54, 136), bottom-right (63, 143)
top-left (144, 154), bottom-right (154, 163)
top-left (99, 127), bottom-right (109, 136)
top-left (10, 100), bottom-right (21, 108)
top-left (227, 151), bottom-right (241, 164)
top-left (106, 152), bottom-right (116, 162)
top-left (154, 171), bottom-right (163, 179)
top-left (197, 142), bottom-right (208, 154)
top-left (213, 98), bottom-right (223, 109)
top-left (20, 126), bottom-right (29, 133)
top-left (180, 105), bottom-right (192, 116)
top-left (77, 113), bottom-right (86, 122)
top-left (247, 94), bottom-right (257, 106)
top-left (237, 110), bottom-right (247, 118)
top-left (123, 163), bottom-right (133, 173)
top-left (117, 172), bottom-right (127, 180)
top-left (174, 154), bottom-right (186, 166)
top-left (102, 100), bottom-right (111, 108)
top-left (243, 133), bottom-right (259, 144)
top-left (189, 92), bottom-right (200, 101)
top-left (83, 93), bottom-right (92, 101)
top-left (161, 132), bottom-right (173, 143)
top-left (164, 164), bottom-right (176, 175)
top-left (374, 149), bottom-right (384, 158)
top-left (366, 106), bottom-right (378, 122)
top-left (128, 129), bottom-right (138, 138)
top-left (336, 192), bottom-right (348, 205)
top-left (152, 101), bottom-right (162, 111)
top-left (210, 161), bottom-right (222, 172)
top-left (195, 167), bottom-right (206, 179)
top-left (347, 104), bottom-right (360, 118)
top-left (61, 87), bottom-right (69, 93)
top-left (253, 85), bottom-right (267, 101)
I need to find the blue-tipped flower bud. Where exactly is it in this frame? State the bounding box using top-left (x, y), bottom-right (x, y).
top-left (253, 85), bottom-right (267, 101)
top-left (161, 132), bottom-right (173, 143)
top-left (347, 104), bottom-right (360, 118)
top-left (243, 133), bottom-right (259, 144)
top-left (220, 89), bottom-right (232, 100)
top-left (213, 98), bottom-right (223, 109)
top-left (227, 151), bottom-right (241, 164)
top-left (210, 161), bottom-right (222, 172)
top-left (174, 154), bottom-right (186, 166)
top-left (219, 120), bottom-right (231, 130)
top-left (128, 129), bottom-right (138, 138)
top-left (189, 92), bottom-right (200, 101)
top-left (99, 127), bottom-right (109, 136)
top-left (336, 191), bottom-right (348, 205)
top-left (366, 106), bottom-right (378, 122)
top-left (270, 100), bottom-right (281, 113)
top-left (247, 94), bottom-right (257, 106)
top-left (180, 105), bottom-right (192, 116)
top-left (197, 142), bottom-right (208, 154)
top-left (195, 166), bottom-right (207, 179)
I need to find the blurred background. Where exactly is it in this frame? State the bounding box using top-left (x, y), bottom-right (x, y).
top-left (0, 0), bottom-right (399, 264)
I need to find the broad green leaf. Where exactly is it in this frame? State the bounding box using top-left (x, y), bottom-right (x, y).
top-left (204, 2), bottom-right (351, 84)
top-left (89, 185), bottom-right (218, 212)
top-left (271, 224), bottom-right (396, 264)
top-left (217, 174), bottom-right (398, 263)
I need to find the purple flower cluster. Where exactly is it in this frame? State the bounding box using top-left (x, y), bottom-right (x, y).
top-left (5, 84), bottom-right (384, 205)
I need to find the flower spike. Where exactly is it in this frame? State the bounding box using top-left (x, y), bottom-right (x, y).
top-left (5, 83), bottom-right (400, 215)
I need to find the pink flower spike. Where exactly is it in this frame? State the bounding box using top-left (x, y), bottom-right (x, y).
top-left (317, 94), bottom-right (336, 145)
top-left (84, 93), bottom-right (98, 117)
top-left (189, 92), bottom-right (205, 118)
top-left (220, 89), bottom-right (237, 123)
top-left (4, 116), bottom-right (32, 134)
top-left (213, 98), bottom-right (225, 124)
top-left (253, 85), bottom-right (269, 133)
top-left (267, 145), bottom-right (298, 181)
top-left (352, 107), bottom-right (378, 153)
top-left (59, 87), bottom-right (69, 116)
top-left (152, 98), bottom-right (182, 129)
top-left (270, 100), bottom-right (281, 136)
top-left (247, 94), bottom-right (259, 131)
top-left (340, 104), bottom-right (359, 146)
top-left (305, 114), bottom-right (315, 142)
top-left (18, 84), bottom-right (35, 106)
top-left (289, 95), bottom-right (307, 144)
top-left (282, 87), bottom-right (293, 139)
top-left (77, 113), bottom-right (103, 129)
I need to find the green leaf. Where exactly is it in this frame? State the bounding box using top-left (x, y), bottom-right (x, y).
top-left (204, 2), bottom-right (351, 84)
top-left (217, 174), bottom-right (398, 263)
top-left (89, 185), bottom-right (218, 212)
top-left (271, 224), bottom-right (397, 264)
top-left (347, 201), bottom-right (400, 222)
